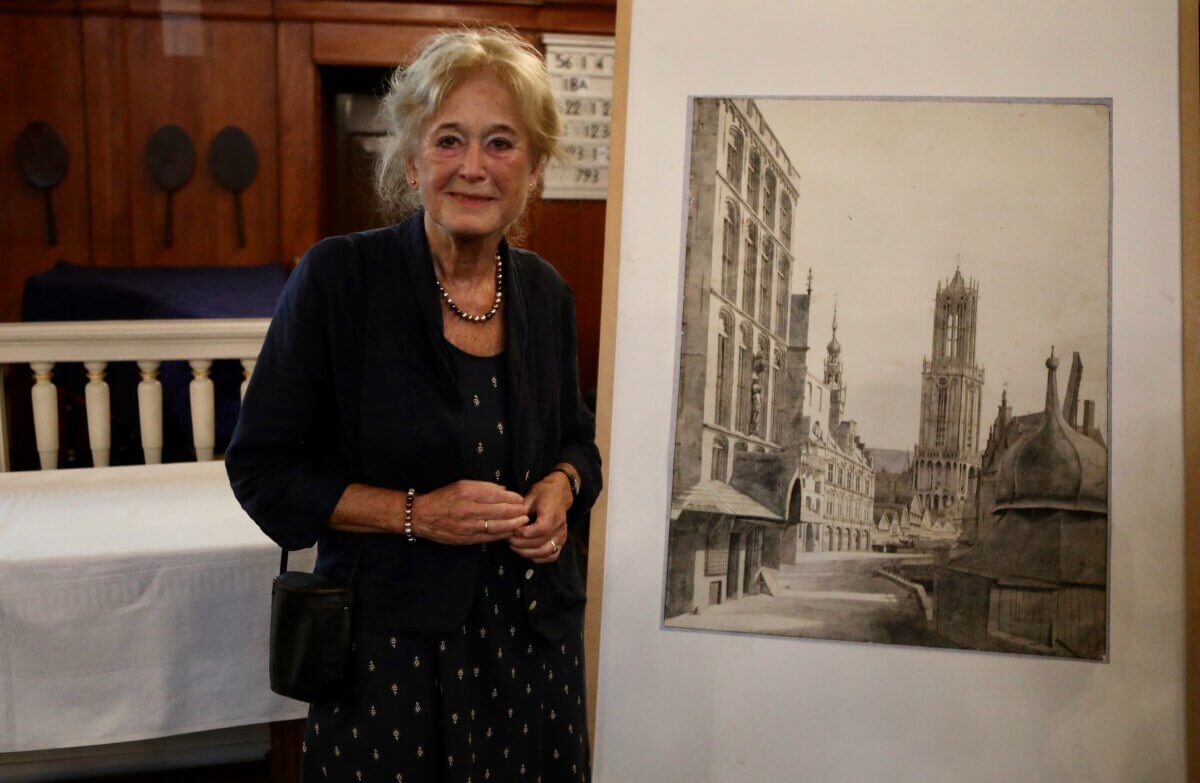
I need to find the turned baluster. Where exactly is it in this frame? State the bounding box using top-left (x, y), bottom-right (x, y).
top-left (29, 362), bottom-right (59, 470)
top-left (137, 360), bottom-right (163, 464)
top-left (189, 359), bottom-right (215, 461)
top-left (83, 361), bottom-right (111, 468)
top-left (240, 358), bottom-right (256, 401)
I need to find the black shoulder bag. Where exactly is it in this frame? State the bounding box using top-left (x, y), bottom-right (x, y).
top-left (269, 548), bottom-right (361, 705)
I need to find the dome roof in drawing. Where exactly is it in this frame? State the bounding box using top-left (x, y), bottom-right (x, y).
top-left (993, 350), bottom-right (1108, 514)
top-left (826, 302), bottom-right (841, 355)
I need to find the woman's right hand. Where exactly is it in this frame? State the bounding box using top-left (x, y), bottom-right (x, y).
top-left (410, 480), bottom-right (530, 546)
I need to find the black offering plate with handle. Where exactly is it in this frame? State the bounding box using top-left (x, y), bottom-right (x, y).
top-left (145, 124), bottom-right (196, 248)
top-left (15, 122), bottom-right (68, 247)
top-left (208, 126), bottom-right (258, 249)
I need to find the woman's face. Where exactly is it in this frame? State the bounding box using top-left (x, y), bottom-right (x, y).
top-left (408, 71), bottom-right (537, 247)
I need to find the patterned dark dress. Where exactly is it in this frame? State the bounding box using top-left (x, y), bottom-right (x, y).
top-left (299, 342), bottom-right (590, 783)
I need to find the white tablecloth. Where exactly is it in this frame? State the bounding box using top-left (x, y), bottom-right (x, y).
top-left (0, 462), bottom-right (314, 752)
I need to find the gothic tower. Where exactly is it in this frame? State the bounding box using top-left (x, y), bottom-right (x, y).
top-left (824, 299), bottom-right (844, 431)
top-left (913, 267), bottom-right (985, 516)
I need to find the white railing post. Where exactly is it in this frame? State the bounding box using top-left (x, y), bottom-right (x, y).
top-left (240, 358), bottom-right (256, 401)
top-left (189, 359), bottom-right (215, 461)
top-left (30, 362), bottom-right (59, 471)
top-left (137, 360), bottom-right (163, 465)
top-left (83, 361), bottom-right (111, 468)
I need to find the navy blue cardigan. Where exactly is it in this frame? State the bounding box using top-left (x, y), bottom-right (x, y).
top-left (225, 212), bottom-right (601, 639)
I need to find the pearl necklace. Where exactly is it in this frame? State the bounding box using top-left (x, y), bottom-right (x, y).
top-left (435, 252), bottom-right (503, 323)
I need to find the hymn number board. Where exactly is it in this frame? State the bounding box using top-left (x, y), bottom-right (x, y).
top-left (542, 34), bottom-right (615, 200)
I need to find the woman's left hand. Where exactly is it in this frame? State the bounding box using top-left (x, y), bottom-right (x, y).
top-left (510, 471), bottom-right (573, 563)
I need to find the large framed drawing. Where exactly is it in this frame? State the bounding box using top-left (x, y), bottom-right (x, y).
top-left (663, 97), bottom-right (1111, 660)
top-left (592, 2), bottom-right (1186, 780)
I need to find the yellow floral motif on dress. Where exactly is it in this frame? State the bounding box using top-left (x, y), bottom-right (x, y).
top-left (370, 705), bottom-right (377, 717)
top-left (413, 655), bottom-right (421, 668)
top-left (414, 701), bottom-right (422, 714)
top-left (389, 637), bottom-right (397, 648)
top-left (368, 660), bottom-right (375, 672)
top-left (392, 729), bottom-right (400, 741)
top-left (390, 683), bottom-right (398, 695)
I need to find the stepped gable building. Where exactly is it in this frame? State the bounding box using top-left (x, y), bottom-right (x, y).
top-left (934, 350), bottom-right (1108, 659)
top-left (666, 98), bottom-right (801, 617)
top-left (912, 268), bottom-right (985, 525)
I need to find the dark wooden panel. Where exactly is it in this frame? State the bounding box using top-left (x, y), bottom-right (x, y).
top-left (523, 198), bottom-right (606, 396)
top-left (312, 21), bottom-right (430, 67)
top-left (278, 1), bottom-right (616, 34)
top-left (82, 13), bottom-right (133, 267)
top-left (0, 1), bottom-right (76, 14)
top-left (0, 13), bottom-right (91, 322)
top-left (124, 16), bottom-right (279, 266)
top-left (127, 0), bottom-right (272, 18)
top-left (277, 21), bottom-right (321, 263)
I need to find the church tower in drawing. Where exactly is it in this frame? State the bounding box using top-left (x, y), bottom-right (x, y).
top-left (912, 267), bottom-right (985, 516)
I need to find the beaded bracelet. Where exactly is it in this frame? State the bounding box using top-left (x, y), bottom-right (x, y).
top-left (404, 488), bottom-right (416, 542)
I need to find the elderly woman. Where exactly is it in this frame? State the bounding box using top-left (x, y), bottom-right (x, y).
top-left (226, 28), bottom-right (601, 782)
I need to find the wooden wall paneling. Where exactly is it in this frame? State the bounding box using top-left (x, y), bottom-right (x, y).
top-left (126, 1), bottom-right (273, 20)
top-left (277, 1), bottom-right (616, 34)
top-left (523, 199), bottom-right (605, 396)
top-left (0, 1), bottom-right (76, 14)
top-left (82, 13), bottom-right (133, 267)
top-left (0, 13), bottom-right (91, 322)
top-left (312, 22), bottom-right (432, 67)
top-left (277, 21), bottom-right (321, 263)
top-left (123, 16), bottom-right (280, 267)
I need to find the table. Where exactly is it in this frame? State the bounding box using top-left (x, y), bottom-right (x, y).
top-left (0, 461), bottom-right (313, 752)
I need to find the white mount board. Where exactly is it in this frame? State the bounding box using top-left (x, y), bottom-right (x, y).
top-left (594, 1), bottom-right (1185, 781)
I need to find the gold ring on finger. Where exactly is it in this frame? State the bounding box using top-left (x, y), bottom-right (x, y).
top-left (483, 519), bottom-right (489, 533)
top-left (549, 538), bottom-right (559, 553)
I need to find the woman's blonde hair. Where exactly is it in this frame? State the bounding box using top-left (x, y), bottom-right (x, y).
top-left (375, 27), bottom-right (563, 221)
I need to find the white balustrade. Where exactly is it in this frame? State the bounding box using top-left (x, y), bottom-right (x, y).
top-left (0, 319), bottom-right (268, 472)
